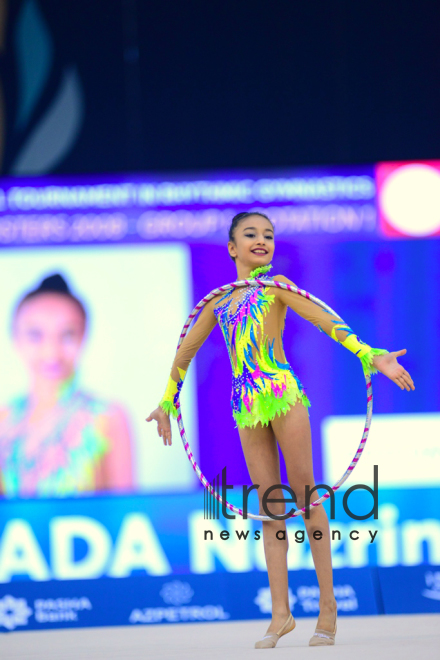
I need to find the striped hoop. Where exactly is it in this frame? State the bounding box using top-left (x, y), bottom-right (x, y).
top-left (173, 278), bottom-right (373, 522)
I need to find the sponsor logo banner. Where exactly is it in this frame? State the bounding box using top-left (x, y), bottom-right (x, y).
top-left (0, 568), bottom-right (377, 631)
top-left (378, 565), bottom-right (440, 614)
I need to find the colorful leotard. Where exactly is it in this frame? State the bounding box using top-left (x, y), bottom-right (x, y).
top-left (0, 374), bottom-right (110, 497)
top-left (159, 264), bottom-right (389, 429)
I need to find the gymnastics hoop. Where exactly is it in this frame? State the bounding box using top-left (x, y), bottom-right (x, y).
top-left (173, 278), bottom-right (374, 522)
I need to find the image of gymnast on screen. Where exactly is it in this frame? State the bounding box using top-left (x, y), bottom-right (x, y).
top-left (0, 273), bottom-right (134, 498)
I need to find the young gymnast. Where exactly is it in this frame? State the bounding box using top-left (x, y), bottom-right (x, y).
top-left (147, 211), bottom-right (415, 648)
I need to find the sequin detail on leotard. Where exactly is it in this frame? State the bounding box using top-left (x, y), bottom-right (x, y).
top-left (213, 272), bottom-right (311, 428)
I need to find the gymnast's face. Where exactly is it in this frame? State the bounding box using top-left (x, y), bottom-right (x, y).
top-left (13, 293), bottom-right (86, 383)
top-left (228, 214), bottom-right (275, 269)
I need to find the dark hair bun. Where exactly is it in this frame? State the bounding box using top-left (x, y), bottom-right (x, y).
top-left (13, 272), bottom-right (87, 325)
top-left (37, 273), bottom-right (71, 294)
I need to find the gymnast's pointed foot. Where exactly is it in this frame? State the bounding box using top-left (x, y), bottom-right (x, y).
top-left (309, 604), bottom-right (337, 646)
top-left (255, 611), bottom-right (296, 648)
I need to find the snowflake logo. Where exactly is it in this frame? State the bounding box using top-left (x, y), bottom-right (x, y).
top-left (422, 571), bottom-right (440, 601)
top-left (159, 581), bottom-right (194, 606)
top-left (0, 595), bottom-right (33, 631)
top-left (254, 587), bottom-right (297, 614)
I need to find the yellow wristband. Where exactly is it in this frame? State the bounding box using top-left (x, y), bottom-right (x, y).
top-left (161, 375), bottom-right (178, 402)
top-left (339, 333), bottom-right (372, 358)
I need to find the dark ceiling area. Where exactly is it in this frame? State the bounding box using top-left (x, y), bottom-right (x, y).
top-left (1, 0), bottom-right (439, 175)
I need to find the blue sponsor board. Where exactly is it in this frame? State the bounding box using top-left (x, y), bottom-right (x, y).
top-left (1, 490), bottom-right (440, 631)
top-left (378, 565), bottom-right (440, 615)
top-left (0, 568), bottom-right (378, 632)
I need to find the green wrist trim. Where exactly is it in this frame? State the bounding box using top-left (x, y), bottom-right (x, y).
top-left (159, 399), bottom-right (179, 419)
top-left (160, 373), bottom-right (186, 419)
top-left (360, 347), bottom-right (389, 377)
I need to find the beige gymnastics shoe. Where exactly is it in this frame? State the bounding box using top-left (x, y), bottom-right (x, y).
top-left (255, 612), bottom-right (296, 649)
top-left (309, 610), bottom-right (337, 646)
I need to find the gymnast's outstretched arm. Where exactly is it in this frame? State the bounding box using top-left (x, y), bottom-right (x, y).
top-left (272, 274), bottom-right (414, 391)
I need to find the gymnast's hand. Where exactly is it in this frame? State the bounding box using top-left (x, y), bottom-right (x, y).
top-left (372, 349), bottom-right (415, 391)
top-left (146, 407), bottom-right (172, 446)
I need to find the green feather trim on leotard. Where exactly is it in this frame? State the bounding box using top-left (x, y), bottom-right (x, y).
top-left (359, 347), bottom-right (390, 377)
top-left (248, 264), bottom-right (273, 279)
top-left (233, 386), bottom-right (311, 429)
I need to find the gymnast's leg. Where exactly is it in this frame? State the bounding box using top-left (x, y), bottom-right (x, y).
top-left (270, 400), bottom-right (337, 633)
top-left (237, 421), bottom-right (291, 635)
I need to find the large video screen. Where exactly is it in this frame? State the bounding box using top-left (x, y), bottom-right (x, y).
top-left (0, 162), bottom-right (437, 501)
top-left (0, 244), bottom-right (199, 498)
